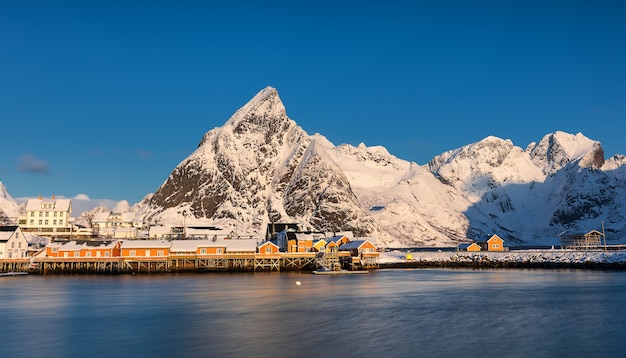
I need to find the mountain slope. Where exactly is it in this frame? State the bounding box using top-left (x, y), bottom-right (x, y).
top-left (130, 89), bottom-right (626, 246)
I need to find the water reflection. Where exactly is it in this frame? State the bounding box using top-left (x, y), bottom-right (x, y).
top-left (1, 269), bottom-right (624, 357)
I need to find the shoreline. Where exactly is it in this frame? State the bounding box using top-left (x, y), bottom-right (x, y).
top-left (378, 250), bottom-right (626, 271)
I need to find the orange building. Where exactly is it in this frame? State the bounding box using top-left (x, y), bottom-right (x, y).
top-left (257, 241), bottom-right (280, 255)
top-left (479, 234), bottom-right (505, 252)
top-left (120, 240), bottom-right (170, 258)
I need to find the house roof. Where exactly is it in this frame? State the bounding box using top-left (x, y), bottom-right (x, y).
top-left (0, 225), bottom-right (19, 232)
top-left (84, 240), bottom-right (119, 248)
top-left (0, 232), bottom-right (13, 242)
top-left (120, 240), bottom-right (171, 249)
top-left (339, 239), bottom-right (371, 250)
top-left (169, 238), bottom-right (257, 253)
top-left (25, 198), bottom-right (72, 211)
top-left (559, 230), bottom-right (604, 238)
top-left (257, 240), bottom-right (279, 248)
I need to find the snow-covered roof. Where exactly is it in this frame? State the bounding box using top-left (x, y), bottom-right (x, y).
top-left (0, 232), bottom-right (14, 242)
top-left (120, 240), bottom-right (171, 249)
top-left (25, 197), bottom-right (72, 211)
top-left (57, 241), bottom-right (84, 251)
top-left (169, 238), bottom-right (257, 253)
top-left (170, 240), bottom-right (221, 252)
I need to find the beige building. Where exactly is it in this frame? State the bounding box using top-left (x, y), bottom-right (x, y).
top-left (20, 196), bottom-right (73, 237)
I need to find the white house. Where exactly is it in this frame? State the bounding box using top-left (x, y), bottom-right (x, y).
top-left (21, 196), bottom-right (73, 237)
top-left (0, 226), bottom-right (29, 259)
top-left (92, 211), bottom-right (144, 238)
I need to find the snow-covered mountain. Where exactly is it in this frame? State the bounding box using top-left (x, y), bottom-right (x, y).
top-left (3, 87), bottom-right (625, 247)
top-left (0, 181), bottom-right (20, 224)
top-left (136, 87), bottom-right (626, 247)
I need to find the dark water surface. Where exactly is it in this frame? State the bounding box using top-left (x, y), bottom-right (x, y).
top-left (1, 269), bottom-right (625, 358)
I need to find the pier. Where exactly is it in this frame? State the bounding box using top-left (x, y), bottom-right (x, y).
top-left (3, 253), bottom-right (321, 275)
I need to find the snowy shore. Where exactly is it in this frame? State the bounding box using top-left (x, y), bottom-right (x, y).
top-left (379, 250), bottom-right (626, 270)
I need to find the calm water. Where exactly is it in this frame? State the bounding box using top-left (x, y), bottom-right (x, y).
top-left (1, 269), bottom-right (625, 358)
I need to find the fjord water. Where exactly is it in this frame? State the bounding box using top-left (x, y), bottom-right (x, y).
top-left (1, 269), bottom-right (624, 358)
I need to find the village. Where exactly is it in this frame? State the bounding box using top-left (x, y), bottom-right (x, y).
top-left (0, 196), bottom-right (619, 275)
top-left (0, 196), bottom-right (383, 274)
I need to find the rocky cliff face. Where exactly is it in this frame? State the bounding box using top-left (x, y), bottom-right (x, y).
top-left (135, 88), bottom-right (626, 247)
top-left (141, 87), bottom-right (372, 240)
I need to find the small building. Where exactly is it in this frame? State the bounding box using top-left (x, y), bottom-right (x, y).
top-left (559, 230), bottom-right (604, 249)
top-left (338, 239), bottom-right (379, 269)
top-left (92, 212), bottom-right (144, 238)
top-left (458, 242), bottom-right (481, 252)
top-left (339, 239), bottom-right (378, 257)
top-left (120, 240), bottom-right (171, 258)
top-left (478, 234), bottom-right (505, 252)
top-left (44, 240), bottom-right (121, 258)
top-left (257, 241), bottom-right (280, 255)
top-left (0, 226), bottom-right (29, 259)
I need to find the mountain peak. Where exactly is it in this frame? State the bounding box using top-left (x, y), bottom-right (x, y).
top-left (225, 86), bottom-right (286, 126)
top-left (528, 131), bottom-right (603, 173)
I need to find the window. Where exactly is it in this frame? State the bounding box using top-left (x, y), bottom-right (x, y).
top-left (18, 242), bottom-right (22, 248)
top-left (265, 246), bottom-right (272, 253)
top-left (105, 252), bottom-right (110, 257)
top-left (53, 220), bottom-right (57, 225)
top-left (45, 212), bottom-right (49, 217)
top-left (200, 248), bottom-right (207, 254)
top-left (157, 250), bottom-right (164, 256)
top-left (39, 220), bottom-right (42, 225)
top-left (74, 252), bottom-right (80, 257)
top-left (30, 220), bottom-right (34, 225)
top-left (30, 212), bottom-right (34, 217)
top-left (59, 220), bottom-right (63, 226)
top-left (12, 242), bottom-right (15, 248)
top-left (45, 220), bottom-right (49, 225)
top-left (86, 252), bottom-right (92, 257)
top-left (64, 252), bottom-right (69, 257)
top-left (51, 247), bottom-right (58, 253)
top-left (54, 212), bottom-right (57, 217)
top-left (129, 250), bottom-right (136, 257)
top-left (39, 212), bottom-right (42, 217)
top-left (217, 248), bottom-right (223, 254)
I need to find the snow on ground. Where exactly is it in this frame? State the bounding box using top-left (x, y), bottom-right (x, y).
top-left (379, 249), bottom-right (626, 265)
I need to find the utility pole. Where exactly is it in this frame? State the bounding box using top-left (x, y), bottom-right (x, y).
top-left (602, 221), bottom-right (607, 251)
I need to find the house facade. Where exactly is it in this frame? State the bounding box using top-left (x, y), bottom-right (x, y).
top-left (0, 226), bottom-right (29, 259)
top-left (478, 234), bottom-right (505, 252)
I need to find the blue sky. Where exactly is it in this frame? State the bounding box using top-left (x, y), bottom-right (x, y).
top-left (1, 1), bottom-right (625, 204)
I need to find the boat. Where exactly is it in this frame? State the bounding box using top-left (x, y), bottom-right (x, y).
top-left (0, 272), bottom-right (28, 277)
top-left (312, 266), bottom-right (369, 275)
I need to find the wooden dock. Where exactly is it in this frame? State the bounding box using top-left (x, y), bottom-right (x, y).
top-left (3, 253), bottom-right (319, 274)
